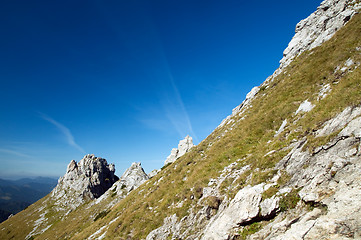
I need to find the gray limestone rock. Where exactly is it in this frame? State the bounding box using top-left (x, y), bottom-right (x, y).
top-left (250, 109), bottom-right (361, 239)
top-left (119, 162), bottom-right (149, 192)
top-left (93, 162), bottom-right (149, 209)
top-left (316, 106), bottom-right (361, 137)
top-left (280, 0), bottom-right (361, 68)
top-left (51, 154), bottom-right (118, 210)
top-left (146, 214), bottom-right (178, 240)
top-left (164, 135), bottom-right (194, 165)
top-left (202, 184), bottom-right (264, 240)
top-left (260, 196), bottom-right (280, 218)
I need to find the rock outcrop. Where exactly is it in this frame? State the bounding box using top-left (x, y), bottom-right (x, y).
top-left (51, 154), bottom-right (118, 209)
top-left (94, 162), bottom-right (149, 207)
top-left (118, 162), bottom-right (149, 192)
top-left (164, 135), bottom-right (194, 165)
top-left (248, 109), bottom-right (361, 240)
top-left (280, 0), bottom-right (361, 68)
top-left (202, 184), bottom-right (265, 240)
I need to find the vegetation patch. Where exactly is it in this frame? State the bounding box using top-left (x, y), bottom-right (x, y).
top-left (250, 169), bottom-right (278, 186)
top-left (305, 201), bottom-right (328, 213)
top-left (262, 185), bottom-right (280, 200)
top-left (277, 171), bottom-right (291, 187)
top-left (279, 188), bottom-right (301, 212)
top-left (161, 163), bottom-right (171, 170)
top-left (203, 196), bottom-right (223, 210)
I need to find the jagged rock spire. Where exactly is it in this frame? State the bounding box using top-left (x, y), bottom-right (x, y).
top-left (51, 154), bottom-right (118, 210)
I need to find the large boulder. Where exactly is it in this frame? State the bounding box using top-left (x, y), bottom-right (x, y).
top-left (202, 184), bottom-right (265, 240)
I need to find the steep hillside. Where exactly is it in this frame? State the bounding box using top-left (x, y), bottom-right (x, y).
top-left (1, 0), bottom-right (361, 239)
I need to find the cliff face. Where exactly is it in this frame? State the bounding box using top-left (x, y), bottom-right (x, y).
top-left (1, 0), bottom-right (361, 239)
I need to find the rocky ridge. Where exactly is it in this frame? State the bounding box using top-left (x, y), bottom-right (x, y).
top-left (25, 157), bottom-right (149, 240)
top-left (219, 0), bottom-right (361, 130)
top-left (52, 156), bottom-right (150, 210)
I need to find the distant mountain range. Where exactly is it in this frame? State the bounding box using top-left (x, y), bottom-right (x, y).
top-left (0, 177), bottom-right (57, 222)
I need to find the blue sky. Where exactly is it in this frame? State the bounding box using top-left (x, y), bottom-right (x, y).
top-left (0, 0), bottom-right (321, 179)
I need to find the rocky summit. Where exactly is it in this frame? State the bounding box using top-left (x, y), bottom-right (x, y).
top-left (1, 0), bottom-right (361, 239)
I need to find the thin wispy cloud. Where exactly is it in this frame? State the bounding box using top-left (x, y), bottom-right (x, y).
top-left (39, 113), bottom-right (85, 153)
top-left (136, 78), bottom-right (198, 143)
top-left (167, 73), bottom-right (198, 142)
top-left (0, 148), bottom-right (32, 158)
top-left (105, 10), bottom-right (198, 143)
top-left (148, 35), bottom-right (198, 142)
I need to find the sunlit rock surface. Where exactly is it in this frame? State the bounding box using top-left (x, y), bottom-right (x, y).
top-left (164, 135), bottom-right (194, 165)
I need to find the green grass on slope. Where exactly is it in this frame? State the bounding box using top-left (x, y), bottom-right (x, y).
top-left (73, 13), bottom-right (361, 239)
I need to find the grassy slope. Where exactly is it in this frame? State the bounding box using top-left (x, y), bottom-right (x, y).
top-left (1, 10), bottom-right (360, 240)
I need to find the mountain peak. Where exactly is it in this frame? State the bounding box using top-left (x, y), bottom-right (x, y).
top-left (51, 154), bottom-right (118, 210)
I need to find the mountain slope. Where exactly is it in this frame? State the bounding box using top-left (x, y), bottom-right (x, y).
top-left (1, 0), bottom-right (361, 239)
top-left (0, 177), bottom-right (57, 223)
